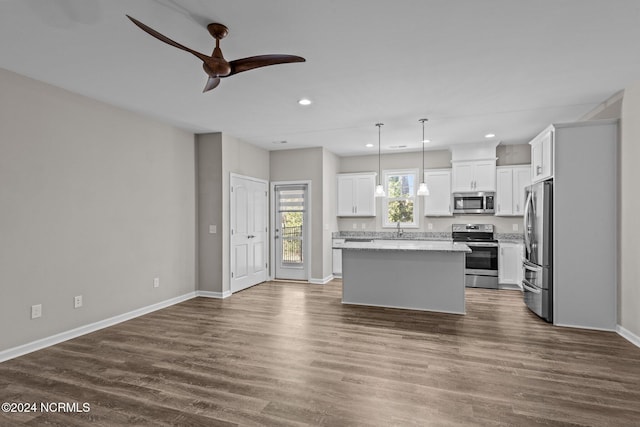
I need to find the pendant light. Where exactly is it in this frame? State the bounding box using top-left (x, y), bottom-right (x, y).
top-left (416, 118), bottom-right (430, 196)
top-left (374, 123), bottom-right (386, 197)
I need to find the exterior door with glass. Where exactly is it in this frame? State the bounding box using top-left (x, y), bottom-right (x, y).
top-left (274, 184), bottom-right (308, 280)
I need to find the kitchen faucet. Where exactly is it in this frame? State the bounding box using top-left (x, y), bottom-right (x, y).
top-left (396, 222), bottom-right (404, 237)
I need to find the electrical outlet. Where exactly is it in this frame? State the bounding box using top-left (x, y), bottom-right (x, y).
top-left (428, 223), bottom-right (433, 230)
top-left (31, 304), bottom-right (42, 319)
top-left (153, 277), bottom-right (160, 288)
top-left (512, 223), bottom-right (519, 231)
top-left (74, 295), bottom-right (83, 309)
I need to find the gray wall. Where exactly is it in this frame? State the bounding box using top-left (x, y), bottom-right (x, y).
top-left (221, 134), bottom-right (270, 291)
top-left (196, 133), bottom-right (223, 293)
top-left (322, 149), bottom-right (340, 278)
top-left (270, 147), bottom-right (325, 281)
top-left (196, 132), bottom-right (270, 294)
top-left (496, 144), bottom-right (531, 166)
top-left (0, 68), bottom-right (196, 352)
top-left (620, 82), bottom-right (640, 338)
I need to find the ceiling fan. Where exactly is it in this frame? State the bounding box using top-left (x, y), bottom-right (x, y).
top-left (126, 15), bottom-right (305, 92)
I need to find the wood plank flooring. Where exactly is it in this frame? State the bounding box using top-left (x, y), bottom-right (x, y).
top-left (1, 280), bottom-right (639, 426)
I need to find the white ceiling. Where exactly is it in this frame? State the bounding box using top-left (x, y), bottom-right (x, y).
top-left (1, 0), bottom-right (639, 156)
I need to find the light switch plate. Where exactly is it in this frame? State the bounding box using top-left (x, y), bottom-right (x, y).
top-left (209, 225), bottom-right (217, 234)
top-left (153, 277), bottom-right (160, 288)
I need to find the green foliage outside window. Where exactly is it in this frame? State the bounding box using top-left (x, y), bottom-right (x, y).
top-left (386, 173), bottom-right (415, 225)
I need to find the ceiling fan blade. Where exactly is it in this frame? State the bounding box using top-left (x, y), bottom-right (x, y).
top-left (126, 15), bottom-right (210, 63)
top-left (229, 55), bottom-right (305, 75)
top-left (203, 76), bottom-right (221, 92)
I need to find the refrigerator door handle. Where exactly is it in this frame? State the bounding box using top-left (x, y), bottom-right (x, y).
top-left (522, 280), bottom-right (541, 294)
top-left (523, 259), bottom-right (542, 272)
top-left (523, 191), bottom-right (533, 254)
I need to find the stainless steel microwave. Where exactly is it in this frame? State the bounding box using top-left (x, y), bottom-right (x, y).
top-left (453, 192), bottom-right (495, 214)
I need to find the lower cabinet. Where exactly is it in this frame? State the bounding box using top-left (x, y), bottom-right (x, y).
top-left (332, 239), bottom-right (345, 277)
top-left (498, 242), bottom-right (524, 289)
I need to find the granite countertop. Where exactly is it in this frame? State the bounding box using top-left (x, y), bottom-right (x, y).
top-left (335, 240), bottom-right (471, 253)
top-left (333, 231), bottom-right (524, 243)
top-left (332, 231), bottom-right (452, 241)
top-left (496, 233), bottom-right (524, 243)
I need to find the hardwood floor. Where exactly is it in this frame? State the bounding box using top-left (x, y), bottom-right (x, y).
top-left (1, 280), bottom-right (639, 426)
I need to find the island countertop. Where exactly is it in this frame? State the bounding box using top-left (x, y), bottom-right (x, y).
top-left (334, 240), bottom-right (471, 253)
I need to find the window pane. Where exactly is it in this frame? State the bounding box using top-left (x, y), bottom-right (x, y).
top-left (387, 199), bottom-right (414, 223)
top-left (387, 174), bottom-right (414, 198)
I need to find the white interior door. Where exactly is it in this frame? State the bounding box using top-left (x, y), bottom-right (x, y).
top-left (274, 184), bottom-right (308, 280)
top-left (231, 175), bottom-right (268, 293)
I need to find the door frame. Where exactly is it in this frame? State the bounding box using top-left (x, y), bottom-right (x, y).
top-left (229, 173), bottom-right (270, 292)
top-left (270, 180), bottom-right (312, 282)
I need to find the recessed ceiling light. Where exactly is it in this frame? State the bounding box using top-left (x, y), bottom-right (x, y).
top-left (485, 133), bottom-right (496, 138)
top-left (422, 139), bottom-right (431, 143)
top-left (298, 98), bottom-right (312, 106)
top-left (365, 143), bottom-right (374, 148)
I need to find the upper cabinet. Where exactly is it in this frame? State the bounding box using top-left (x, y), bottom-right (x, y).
top-left (423, 169), bottom-right (452, 216)
top-left (496, 165), bottom-right (531, 216)
top-left (336, 172), bottom-right (376, 217)
top-left (530, 128), bottom-right (553, 183)
top-left (451, 159), bottom-right (496, 192)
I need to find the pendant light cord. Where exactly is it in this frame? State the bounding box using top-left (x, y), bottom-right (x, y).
top-left (419, 118), bottom-right (428, 179)
top-left (376, 123), bottom-right (383, 185)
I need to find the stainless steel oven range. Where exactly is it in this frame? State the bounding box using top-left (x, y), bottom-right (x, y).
top-left (452, 224), bottom-right (498, 289)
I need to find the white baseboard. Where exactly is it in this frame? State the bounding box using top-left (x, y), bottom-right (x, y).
top-left (196, 290), bottom-right (232, 299)
top-left (309, 275), bottom-right (334, 285)
top-left (0, 292), bottom-right (197, 363)
top-left (554, 322), bottom-right (616, 332)
top-left (617, 324), bottom-right (640, 349)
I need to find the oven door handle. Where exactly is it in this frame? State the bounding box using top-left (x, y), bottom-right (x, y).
top-left (523, 259), bottom-right (542, 272)
top-left (465, 242), bottom-right (499, 248)
top-left (522, 280), bottom-right (541, 294)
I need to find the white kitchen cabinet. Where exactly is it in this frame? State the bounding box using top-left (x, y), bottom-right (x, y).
top-left (499, 242), bottom-right (523, 288)
top-left (423, 169), bottom-right (452, 216)
top-left (495, 165), bottom-right (531, 216)
top-left (451, 159), bottom-right (496, 192)
top-left (336, 173), bottom-right (376, 217)
top-left (332, 239), bottom-right (345, 277)
top-left (530, 128), bottom-right (553, 183)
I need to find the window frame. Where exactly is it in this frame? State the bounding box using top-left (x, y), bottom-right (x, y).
top-left (382, 168), bottom-right (419, 228)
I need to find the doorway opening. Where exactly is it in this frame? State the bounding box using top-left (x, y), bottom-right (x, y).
top-left (273, 183), bottom-right (309, 281)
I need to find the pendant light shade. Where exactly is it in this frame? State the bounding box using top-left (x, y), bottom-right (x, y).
top-left (417, 182), bottom-right (429, 196)
top-left (416, 118), bottom-right (430, 196)
top-left (374, 123), bottom-right (386, 197)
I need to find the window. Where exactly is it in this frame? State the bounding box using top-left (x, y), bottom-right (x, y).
top-left (383, 169), bottom-right (418, 228)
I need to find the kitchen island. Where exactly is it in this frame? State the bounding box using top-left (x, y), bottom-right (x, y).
top-left (337, 240), bottom-right (471, 314)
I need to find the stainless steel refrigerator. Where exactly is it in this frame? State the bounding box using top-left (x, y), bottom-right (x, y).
top-left (523, 180), bottom-right (553, 322)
